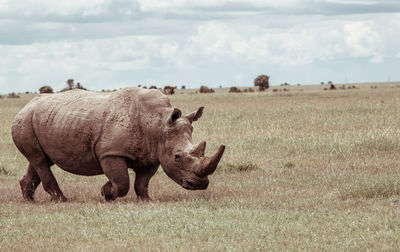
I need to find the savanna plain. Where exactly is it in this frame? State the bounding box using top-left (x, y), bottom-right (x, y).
top-left (1, 83), bottom-right (400, 251)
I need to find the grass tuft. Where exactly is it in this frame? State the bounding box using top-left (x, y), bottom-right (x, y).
top-left (340, 175), bottom-right (400, 199)
top-left (221, 161), bottom-right (259, 172)
top-left (282, 161), bottom-right (295, 169)
top-left (0, 165), bottom-right (12, 176)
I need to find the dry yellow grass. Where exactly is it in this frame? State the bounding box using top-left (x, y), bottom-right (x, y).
top-left (1, 83), bottom-right (400, 251)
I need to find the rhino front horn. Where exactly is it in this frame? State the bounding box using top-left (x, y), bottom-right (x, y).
top-left (200, 145), bottom-right (225, 176)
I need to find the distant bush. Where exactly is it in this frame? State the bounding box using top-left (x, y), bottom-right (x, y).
top-left (8, 92), bottom-right (20, 98)
top-left (229, 86), bottom-right (241, 93)
top-left (164, 85), bottom-right (176, 95)
top-left (199, 85), bottom-right (215, 93)
top-left (254, 74), bottom-right (269, 91)
top-left (181, 85), bottom-right (186, 89)
top-left (39, 85), bottom-right (54, 94)
top-left (243, 88), bottom-right (254, 92)
top-left (75, 82), bottom-right (86, 90)
top-left (149, 85), bottom-right (157, 89)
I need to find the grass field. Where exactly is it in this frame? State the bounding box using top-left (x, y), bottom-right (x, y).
top-left (1, 83), bottom-right (400, 251)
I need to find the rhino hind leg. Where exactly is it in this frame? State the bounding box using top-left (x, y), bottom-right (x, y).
top-left (14, 142), bottom-right (67, 202)
top-left (100, 157), bottom-right (130, 201)
top-left (19, 164), bottom-right (41, 201)
top-left (30, 159), bottom-right (67, 202)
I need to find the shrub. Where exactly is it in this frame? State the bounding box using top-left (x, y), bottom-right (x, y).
top-left (164, 85), bottom-right (176, 95)
top-left (243, 88), bottom-right (254, 92)
top-left (181, 85), bottom-right (186, 89)
top-left (199, 85), bottom-right (215, 93)
top-left (229, 86), bottom-right (241, 93)
top-left (149, 85), bottom-right (157, 89)
top-left (254, 74), bottom-right (269, 91)
top-left (39, 85), bottom-right (54, 94)
top-left (75, 82), bottom-right (87, 90)
top-left (7, 92), bottom-right (20, 98)
top-left (61, 79), bottom-right (86, 92)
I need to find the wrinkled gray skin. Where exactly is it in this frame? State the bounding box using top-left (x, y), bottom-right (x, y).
top-left (12, 87), bottom-right (225, 202)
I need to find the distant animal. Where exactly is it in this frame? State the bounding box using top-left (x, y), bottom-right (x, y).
top-left (12, 87), bottom-right (225, 202)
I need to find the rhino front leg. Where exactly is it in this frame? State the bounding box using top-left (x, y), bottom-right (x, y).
top-left (134, 167), bottom-right (157, 201)
top-left (100, 157), bottom-right (130, 201)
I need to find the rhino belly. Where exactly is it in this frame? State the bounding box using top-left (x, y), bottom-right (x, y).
top-left (33, 107), bottom-right (104, 176)
top-left (39, 135), bottom-right (103, 176)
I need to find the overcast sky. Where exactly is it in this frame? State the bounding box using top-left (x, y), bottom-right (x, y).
top-left (1, 0), bottom-right (400, 93)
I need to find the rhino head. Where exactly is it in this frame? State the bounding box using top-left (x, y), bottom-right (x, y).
top-left (158, 106), bottom-right (225, 190)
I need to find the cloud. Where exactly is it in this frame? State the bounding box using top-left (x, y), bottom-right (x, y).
top-left (1, 0), bottom-right (400, 93)
top-left (343, 21), bottom-right (382, 62)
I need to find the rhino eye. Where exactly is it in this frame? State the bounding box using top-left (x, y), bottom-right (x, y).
top-left (174, 154), bottom-right (181, 161)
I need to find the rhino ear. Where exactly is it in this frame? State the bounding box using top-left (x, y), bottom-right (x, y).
top-left (168, 108), bottom-right (182, 125)
top-left (185, 106), bottom-right (204, 123)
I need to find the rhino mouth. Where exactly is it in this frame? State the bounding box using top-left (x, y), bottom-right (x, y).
top-left (182, 179), bottom-right (209, 190)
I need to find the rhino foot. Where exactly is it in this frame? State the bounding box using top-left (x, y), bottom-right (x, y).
top-left (50, 194), bottom-right (68, 202)
top-left (101, 181), bottom-right (117, 201)
top-left (19, 179), bottom-right (35, 202)
top-left (138, 196), bottom-right (152, 202)
top-left (19, 165), bottom-right (42, 202)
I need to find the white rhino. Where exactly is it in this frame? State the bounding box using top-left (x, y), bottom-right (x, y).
top-left (12, 87), bottom-right (225, 201)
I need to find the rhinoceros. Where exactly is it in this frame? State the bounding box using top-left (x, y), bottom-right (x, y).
top-left (12, 87), bottom-right (225, 202)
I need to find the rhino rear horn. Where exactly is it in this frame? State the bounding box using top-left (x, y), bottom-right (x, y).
top-left (190, 141), bottom-right (206, 157)
top-left (199, 145), bottom-right (225, 176)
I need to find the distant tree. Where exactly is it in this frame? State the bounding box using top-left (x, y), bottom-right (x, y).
top-left (39, 85), bottom-right (54, 94)
top-left (67, 79), bottom-right (74, 89)
top-left (181, 85), bottom-right (186, 90)
top-left (254, 74), bottom-right (269, 91)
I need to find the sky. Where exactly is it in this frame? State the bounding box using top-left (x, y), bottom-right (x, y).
top-left (1, 0), bottom-right (400, 93)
